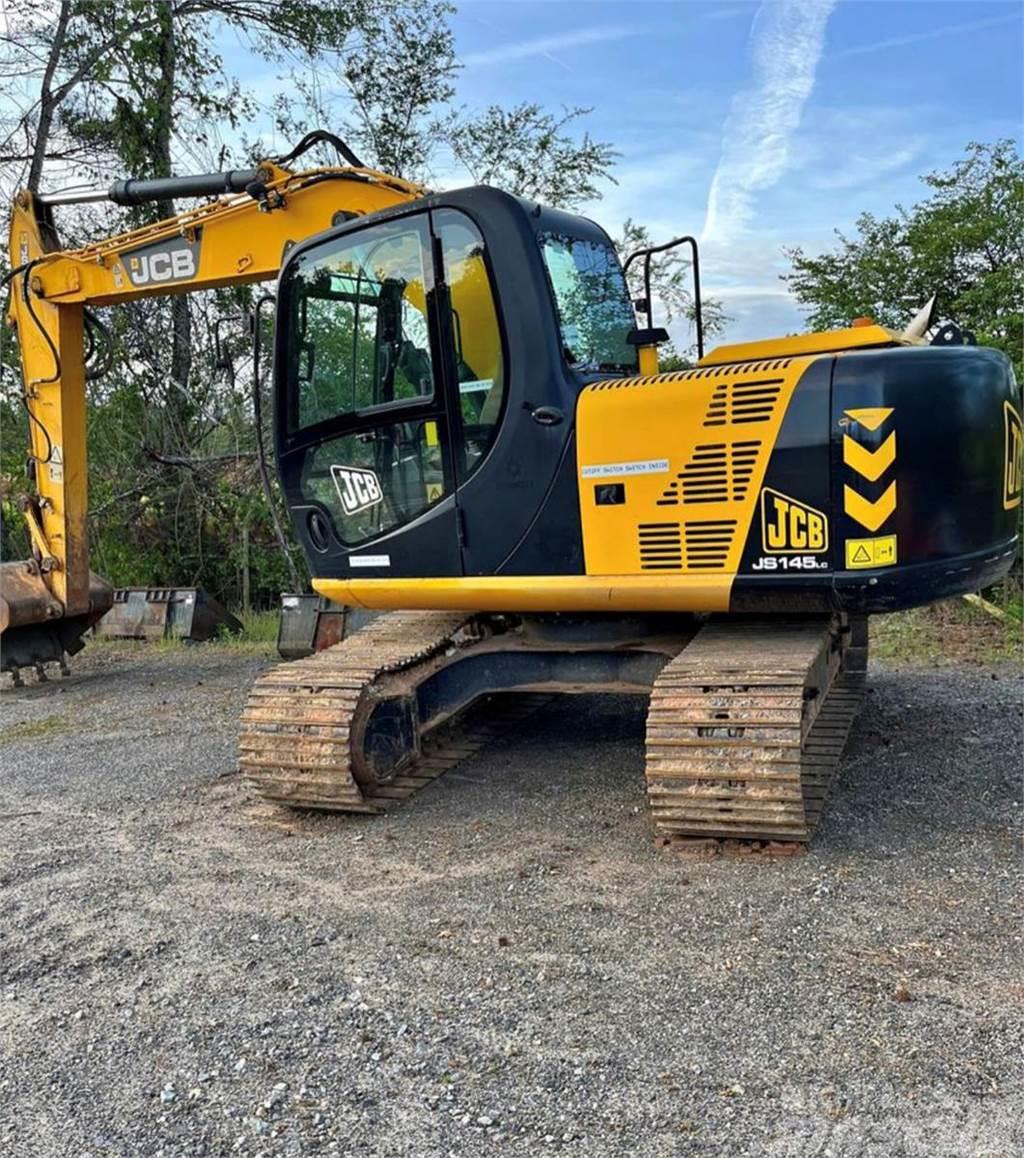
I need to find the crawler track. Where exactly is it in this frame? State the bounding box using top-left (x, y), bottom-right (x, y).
top-left (645, 617), bottom-right (864, 843)
top-left (241, 610), bottom-right (864, 847)
top-left (241, 611), bottom-right (477, 811)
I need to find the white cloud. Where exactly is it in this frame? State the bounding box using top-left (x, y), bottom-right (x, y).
top-left (460, 26), bottom-right (640, 70)
top-left (701, 0), bottom-right (836, 247)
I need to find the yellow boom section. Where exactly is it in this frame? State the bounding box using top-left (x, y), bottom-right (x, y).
top-left (6, 162), bottom-right (423, 618)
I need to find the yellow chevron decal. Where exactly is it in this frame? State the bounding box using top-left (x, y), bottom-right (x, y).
top-left (843, 431), bottom-right (896, 481)
top-left (844, 407), bottom-right (893, 432)
top-left (844, 481), bottom-right (897, 532)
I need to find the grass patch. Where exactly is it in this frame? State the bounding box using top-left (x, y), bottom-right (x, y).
top-left (89, 607), bottom-right (280, 654)
top-left (232, 608), bottom-right (281, 644)
top-left (872, 596), bottom-right (1023, 664)
top-left (209, 608), bottom-right (280, 653)
top-left (0, 714), bottom-right (66, 743)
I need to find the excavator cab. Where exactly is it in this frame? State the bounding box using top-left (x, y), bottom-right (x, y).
top-left (274, 187), bottom-right (637, 590)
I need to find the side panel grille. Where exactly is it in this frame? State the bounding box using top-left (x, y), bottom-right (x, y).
top-left (729, 441), bottom-right (760, 499)
top-left (637, 520), bottom-right (738, 571)
top-left (638, 522), bottom-right (683, 570)
top-left (684, 520), bottom-right (737, 569)
top-left (658, 440), bottom-right (763, 505)
top-left (704, 379), bottom-right (783, 427)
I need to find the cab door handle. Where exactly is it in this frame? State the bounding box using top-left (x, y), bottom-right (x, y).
top-left (527, 404), bottom-right (564, 427)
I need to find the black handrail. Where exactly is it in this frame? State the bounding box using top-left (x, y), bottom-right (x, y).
top-left (623, 235), bottom-right (704, 361)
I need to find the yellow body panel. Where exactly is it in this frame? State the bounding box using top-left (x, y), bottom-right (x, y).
top-left (13, 297), bottom-right (88, 611)
top-left (316, 574), bottom-right (733, 612)
top-left (576, 357), bottom-right (814, 587)
top-left (18, 166), bottom-right (423, 306)
top-left (699, 323), bottom-right (908, 366)
top-left (637, 345), bottom-right (660, 377)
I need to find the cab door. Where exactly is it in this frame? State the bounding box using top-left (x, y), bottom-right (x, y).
top-left (431, 199), bottom-right (638, 578)
top-left (276, 211), bottom-right (463, 580)
top-left (430, 207), bottom-right (510, 575)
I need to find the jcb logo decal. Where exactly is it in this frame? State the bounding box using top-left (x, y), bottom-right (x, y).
top-left (331, 465), bottom-right (383, 515)
top-left (1005, 401), bottom-right (1023, 510)
top-left (121, 235), bottom-right (200, 287)
top-left (761, 488), bottom-right (828, 553)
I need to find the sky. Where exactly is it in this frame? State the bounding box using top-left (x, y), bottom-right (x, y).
top-left (9, 0), bottom-right (1020, 351)
top-left (443, 0), bottom-right (1023, 349)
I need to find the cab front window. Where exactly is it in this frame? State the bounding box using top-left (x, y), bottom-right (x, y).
top-left (281, 213), bottom-right (450, 546)
top-left (540, 232), bottom-right (637, 374)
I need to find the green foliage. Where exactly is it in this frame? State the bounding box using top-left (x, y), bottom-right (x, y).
top-left (785, 141), bottom-right (1024, 379)
top-left (233, 608), bottom-right (282, 644)
top-left (871, 597), bottom-right (1022, 664)
top-left (654, 345), bottom-right (693, 373)
top-left (339, 2), bottom-right (458, 178)
top-left (448, 104), bottom-right (617, 210)
top-left (0, 399), bottom-right (31, 561)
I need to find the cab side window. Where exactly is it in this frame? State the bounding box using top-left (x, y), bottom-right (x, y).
top-left (289, 216), bottom-right (435, 431)
top-left (435, 209), bottom-right (505, 475)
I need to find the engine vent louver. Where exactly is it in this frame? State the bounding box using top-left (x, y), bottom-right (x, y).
top-left (704, 378), bottom-right (783, 427)
top-left (658, 441), bottom-right (761, 506)
top-left (637, 520), bottom-right (737, 572)
top-left (638, 522), bottom-right (683, 571)
top-left (684, 520), bottom-right (737, 569)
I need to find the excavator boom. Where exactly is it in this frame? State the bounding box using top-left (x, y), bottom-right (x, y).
top-left (2, 156), bottom-right (424, 672)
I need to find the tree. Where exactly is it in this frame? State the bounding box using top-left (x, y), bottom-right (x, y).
top-left (1, 1), bottom-right (384, 196)
top-left (448, 104), bottom-right (616, 210)
top-left (268, 1), bottom-right (458, 179)
top-left (785, 141), bottom-right (1024, 378)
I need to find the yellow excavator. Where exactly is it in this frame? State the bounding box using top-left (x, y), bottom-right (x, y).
top-left (4, 133), bottom-right (1021, 849)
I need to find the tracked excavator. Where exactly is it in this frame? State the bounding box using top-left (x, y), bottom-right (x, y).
top-left (4, 133), bottom-right (1021, 849)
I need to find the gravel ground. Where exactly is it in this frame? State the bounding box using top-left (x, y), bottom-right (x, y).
top-left (0, 641), bottom-right (1021, 1157)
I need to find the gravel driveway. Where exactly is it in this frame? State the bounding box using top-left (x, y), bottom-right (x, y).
top-left (0, 641), bottom-right (1020, 1157)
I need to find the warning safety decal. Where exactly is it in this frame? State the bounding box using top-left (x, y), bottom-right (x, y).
top-left (580, 458), bottom-right (669, 479)
top-left (845, 535), bottom-right (897, 570)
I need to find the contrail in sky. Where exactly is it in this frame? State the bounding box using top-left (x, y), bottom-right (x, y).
top-left (461, 27), bottom-right (639, 70)
top-left (702, 0), bottom-right (836, 246)
top-left (829, 12), bottom-right (1020, 61)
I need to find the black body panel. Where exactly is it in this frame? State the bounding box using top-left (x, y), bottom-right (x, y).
top-left (831, 347), bottom-right (1016, 564)
top-left (497, 432), bottom-right (586, 575)
top-left (446, 196), bottom-right (607, 576)
top-left (733, 345), bottom-right (1020, 613)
